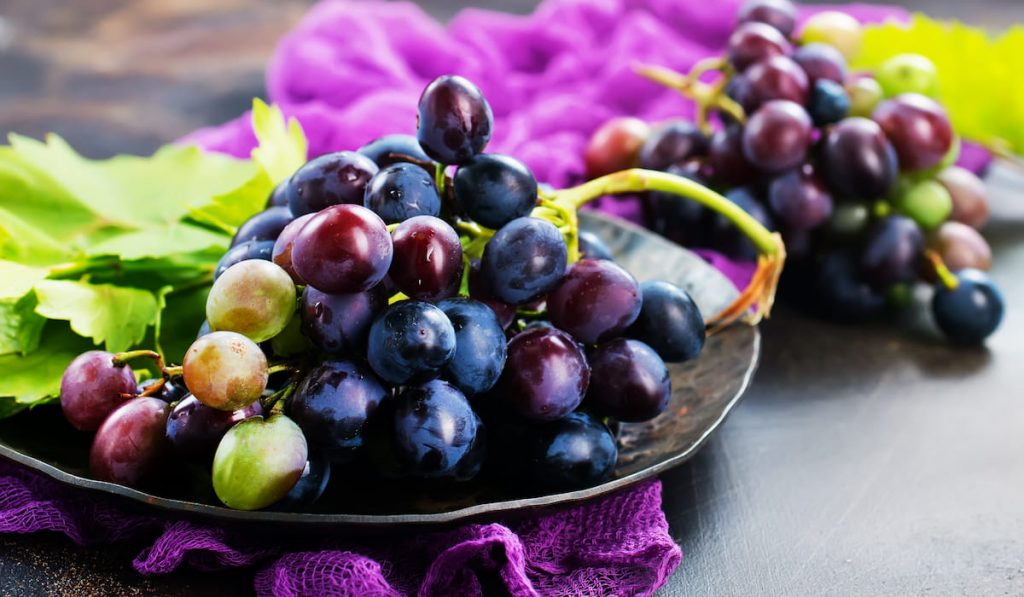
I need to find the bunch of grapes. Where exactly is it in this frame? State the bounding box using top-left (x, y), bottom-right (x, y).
top-left (59, 75), bottom-right (716, 511)
top-left (585, 0), bottom-right (1004, 345)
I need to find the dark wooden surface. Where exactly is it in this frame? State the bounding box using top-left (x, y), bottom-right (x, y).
top-left (2, 1), bottom-right (1023, 595)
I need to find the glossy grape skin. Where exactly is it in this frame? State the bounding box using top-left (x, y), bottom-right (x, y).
top-left (467, 261), bottom-right (516, 329)
top-left (392, 380), bottom-right (482, 480)
top-left (291, 204), bottom-right (393, 294)
top-left (266, 180), bottom-right (289, 209)
top-left (286, 151), bottom-right (379, 216)
top-left (215, 240), bottom-right (275, 280)
top-left (165, 395), bottom-right (262, 460)
top-left (894, 179), bottom-right (953, 231)
top-left (587, 338), bottom-right (671, 422)
top-left (937, 166), bottom-right (989, 229)
top-left (231, 207), bottom-right (294, 247)
top-left (626, 280), bottom-right (705, 363)
top-left (139, 378), bottom-right (188, 403)
top-left (183, 331), bottom-right (268, 411)
top-left (744, 56), bottom-right (810, 110)
top-left (388, 216), bottom-right (463, 302)
top-left (584, 117), bottom-right (649, 178)
top-left (768, 165), bottom-right (834, 231)
top-left (416, 75), bottom-right (493, 165)
top-left (932, 221), bottom-right (992, 272)
top-left (727, 22), bottom-right (791, 72)
top-left (742, 100), bottom-right (812, 173)
top-left (578, 230), bottom-right (614, 261)
top-left (872, 94), bottom-right (954, 172)
top-left (453, 154), bottom-right (538, 229)
top-left (357, 134), bottom-right (432, 168)
top-left (300, 285), bottom-right (387, 354)
top-left (364, 163), bottom-right (441, 224)
top-left (812, 251), bottom-right (885, 321)
top-left (367, 300), bottom-right (456, 385)
top-left (793, 43), bottom-right (847, 84)
top-left (481, 217), bottom-right (568, 305)
top-left (876, 53), bottom-right (939, 98)
top-left (637, 121), bottom-right (709, 171)
top-left (859, 215), bottom-right (925, 290)
top-left (547, 258), bottom-right (642, 344)
top-left (274, 455), bottom-right (332, 510)
top-left (708, 125), bottom-right (756, 186)
top-left (212, 414), bottom-right (308, 510)
top-left (290, 360), bottom-right (389, 462)
top-left (271, 213), bottom-right (315, 284)
top-left (798, 11), bottom-right (863, 60)
top-left (846, 77), bottom-right (884, 118)
top-left (89, 397), bottom-right (170, 487)
top-left (498, 327), bottom-right (589, 422)
top-left (821, 117), bottom-right (898, 200)
top-left (206, 260), bottom-right (297, 343)
top-left (709, 187), bottom-right (774, 260)
top-left (932, 269), bottom-right (1004, 345)
top-left (269, 314), bottom-right (313, 358)
top-left (809, 79), bottom-right (850, 126)
top-left (60, 351), bottom-right (137, 432)
top-left (737, 0), bottom-right (797, 36)
top-left (438, 298), bottom-right (508, 396)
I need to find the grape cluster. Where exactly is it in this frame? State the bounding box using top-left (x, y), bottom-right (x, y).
top-left (59, 75), bottom-right (709, 511)
top-left (585, 0), bottom-right (1004, 345)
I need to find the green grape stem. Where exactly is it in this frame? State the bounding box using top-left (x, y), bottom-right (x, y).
top-left (925, 250), bottom-right (960, 291)
top-left (261, 381), bottom-right (297, 413)
top-left (112, 349), bottom-right (165, 373)
top-left (634, 61), bottom-right (745, 132)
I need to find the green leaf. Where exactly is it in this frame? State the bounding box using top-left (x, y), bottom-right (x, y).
top-left (158, 283), bottom-right (211, 365)
top-left (34, 280), bottom-right (159, 352)
top-left (188, 170), bottom-right (276, 234)
top-left (251, 99), bottom-right (308, 185)
top-left (0, 260), bottom-right (49, 299)
top-left (0, 324), bottom-right (91, 403)
top-left (0, 293), bottom-right (46, 356)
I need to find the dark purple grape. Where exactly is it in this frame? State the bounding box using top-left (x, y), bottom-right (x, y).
top-left (872, 94), bottom-right (954, 172)
top-left (742, 100), bottom-right (812, 173)
top-left (727, 22), bottom-right (792, 72)
top-left (813, 251), bottom-right (885, 321)
top-left (498, 327), bottom-right (589, 421)
top-left (468, 261), bottom-right (516, 329)
top-left (300, 285), bottom-right (387, 354)
top-left (357, 134), bottom-right (432, 168)
top-left (709, 187), bottom-right (774, 260)
top-left (231, 207), bottom-right (294, 247)
top-left (417, 75), bottom-right (493, 165)
top-left (266, 180), bottom-right (289, 209)
top-left (809, 79), bottom-right (850, 126)
top-left (60, 351), bottom-right (137, 432)
top-left (392, 380), bottom-right (482, 479)
top-left (215, 240), bottom-right (275, 280)
top-left (90, 397), bottom-right (170, 487)
top-left (587, 338), bottom-right (671, 422)
top-left (708, 125), bottom-right (757, 186)
top-left (726, 74), bottom-right (758, 115)
top-left (165, 395), bottom-right (262, 460)
top-left (792, 42), bottom-right (847, 84)
top-left (453, 154), bottom-right (538, 229)
top-left (768, 164), bottom-right (833, 230)
top-left (291, 204), bottom-right (393, 294)
top-left (937, 166), bottom-right (988, 230)
top-left (286, 151), bottom-right (379, 216)
top-left (139, 378), bottom-right (188, 403)
top-left (637, 120), bottom-right (709, 171)
top-left (821, 117), bottom-right (898, 200)
top-left (643, 162), bottom-right (710, 247)
top-left (367, 300), bottom-right (456, 385)
top-left (481, 217), bottom-right (568, 305)
top-left (274, 455), bottom-right (332, 510)
top-left (547, 258), bottom-right (642, 344)
top-left (932, 269), bottom-right (1003, 345)
top-left (626, 280), bottom-right (705, 362)
top-left (388, 216), bottom-right (463, 302)
top-left (584, 117), bottom-right (650, 179)
top-left (578, 230), bottom-right (613, 261)
top-left (364, 163), bottom-right (441, 224)
top-left (290, 360), bottom-right (389, 462)
top-left (737, 0), bottom-right (797, 36)
top-left (860, 215), bottom-right (925, 289)
top-left (438, 298), bottom-right (508, 396)
top-left (744, 56), bottom-right (810, 110)
top-left (271, 213), bottom-right (315, 284)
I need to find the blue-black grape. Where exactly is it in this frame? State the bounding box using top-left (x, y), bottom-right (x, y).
top-left (231, 207), bottom-right (294, 247)
top-left (809, 79), bottom-right (850, 126)
top-left (417, 75), bottom-right (493, 165)
top-left (139, 378), bottom-right (188, 403)
top-left (643, 162), bottom-right (711, 247)
top-left (453, 154), bottom-right (538, 229)
top-left (637, 120), bottom-right (709, 171)
top-left (497, 327), bottom-right (589, 421)
top-left (358, 134), bottom-right (432, 168)
top-left (274, 455), bottom-right (332, 510)
top-left (166, 395), bottom-right (262, 460)
top-left (586, 338), bottom-right (671, 422)
top-left (287, 151), bottom-right (380, 216)
top-left (578, 230), bottom-right (614, 261)
top-left (709, 187), bottom-right (774, 260)
top-left (392, 380), bottom-right (483, 480)
top-left (481, 217), bottom-right (568, 305)
top-left (438, 298), bottom-right (508, 396)
top-left (932, 269), bottom-right (1004, 345)
top-left (627, 280), bottom-right (705, 363)
top-left (547, 258), bottom-right (642, 344)
top-left (364, 163), bottom-right (441, 224)
top-left (792, 42), bottom-right (847, 84)
top-left (859, 215), bottom-right (925, 290)
top-left (215, 240), bottom-right (275, 279)
top-left (300, 285), bottom-right (387, 354)
top-left (812, 251), bottom-right (885, 321)
top-left (266, 180), bottom-right (289, 208)
top-left (367, 300), bottom-right (456, 385)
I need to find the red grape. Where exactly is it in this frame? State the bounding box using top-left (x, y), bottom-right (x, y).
top-left (586, 338), bottom-right (671, 422)
top-left (742, 100), bottom-right (812, 173)
top-left (300, 285), bottom-right (387, 354)
top-left (792, 42), bottom-right (847, 84)
top-left (932, 221), bottom-right (992, 272)
top-left (821, 117), bottom-right (898, 200)
top-left (708, 125), bottom-right (757, 186)
top-left (937, 166), bottom-right (989, 229)
top-left (272, 213), bottom-right (315, 284)
top-left (291, 204), bottom-right (393, 294)
top-left (872, 94), bottom-right (954, 172)
top-left (388, 216), bottom-right (463, 302)
top-left (547, 258), bottom-right (642, 344)
top-left (638, 120), bottom-right (709, 171)
top-left (498, 327), bottom-right (589, 421)
top-left (417, 75), bottom-right (493, 165)
top-left (90, 397), bottom-right (170, 487)
top-left (744, 56), bottom-right (810, 110)
top-left (60, 351), bottom-right (137, 432)
top-left (768, 164), bottom-right (834, 230)
top-left (728, 22), bottom-right (791, 72)
top-left (860, 215), bottom-right (925, 289)
top-left (584, 117), bottom-right (649, 179)
top-left (737, 0), bottom-right (797, 36)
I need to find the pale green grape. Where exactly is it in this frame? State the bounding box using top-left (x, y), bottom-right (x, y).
top-left (212, 415), bottom-right (308, 510)
top-left (183, 331), bottom-right (267, 411)
top-left (207, 260), bottom-right (297, 343)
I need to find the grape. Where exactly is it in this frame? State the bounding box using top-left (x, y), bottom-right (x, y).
top-left (269, 314), bottom-right (313, 358)
top-left (809, 79), bottom-right (850, 126)
top-left (626, 280), bottom-right (705, 363)
top-left (932, 221), bottom-right (992, 272)
top-left (578, 230), bottom-right (613, 261)
top-left (824, 201), bottom-right (870, 242)
top-left (547, 258), bottom-right (642, 344)
top-left (498, 327), bottom-right (589, 421)
top-left (467, 260), bottom-right (516, 329)
top-left (274, 455), bottom-right (332, 510)
top-left (932, 269), bottom-right (1004, 345)
top-left (231, 207), bottom-right (294, 247)
top-left (364, 163), bottom-right (441, 224)
top-left (300, 285), bottom-right (387, 354)
top-left (391, 380), bottom-right (483, 480)
top-left (744, 56), bottom-right (810, 110)
top-left (708, 125), bottom-right (756, 186)
top-left (727, 22), bottom-right (791, 72)
top-left (584, 117), bottom-right (650, 178)
top-left (768, 164), bottom-right (833, 230)
top-left (480, 217), bottom-right (568, 305)
top-left (438, 298), bottom-right (508, 395)
top-left (812, 251), bottom-right (885, 321)
top-left (876, 53), bottom-right (939, 98)
top-left (859, 215), bottom-right (925, 289)
top-left (271, 213), bottom-right (315, 284)
top-left (872, 94), bottom-right (954, 172)
top-left (290, 360), bottom-right (389, 462)
top-left (792, 43), bottom-right (847, 84)
top-left (183, 331), bottom-right (268, 411)
top-left (60, 351), bottom-right (138, 432)
top-left (798, 11), bottom-right (863, 60)
top-left (726, 74), bottom-right (758, 115)
top-left (165, 395), bottom-right (262, 460)
top-left (637, 120), bottom-right (709, 171)
top-left (89, 397), bottom-right (170, 487)
top-left (206, 260), bottom-right (297, 343)
top-left (417, 75), bottom-right (493, 165)
top-left (937, 166), bottom-right (989, 229)
top-left (266, 180), bottom-right (289, 209)
top-left (737, 0), bottom-right (797, 36)
top-left (138, 378), bottom-right (188, 403)
top-left (453, 154), bottom-right (538, 229)
top-left (291, 204), bottom-right (393, 294)
top-left (742, 100), bottom-right (812, 173)
top-left (197, 320), bottom-right (212, 339)
top-left (587, 338), bottom-right (671, 422)
top-left (894, 179), bottom-right (952, 231)
top-left (215, 240), bottom-right (275, 280)
top-left (846, 76), bottom-right (884, 118)
top-left (388, 216), bottom-right (463, 302)
top-left (709, 187), bottom-right (774, 260)
top-left (643, 163), bottom-right (711, 248)
top-left (367, 300), bottom-right (456, 385)
top-left (287, 151), bottom-right (379, 216)
top-left (357, 134), bottom-right (432, 168)
top-left (821, 117), bottom-right (898, 200)
top-left (212, 414), bottom-right (308, 510)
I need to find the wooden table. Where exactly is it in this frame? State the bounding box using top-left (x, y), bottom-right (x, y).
top-left (2, 1), bottom-right (1023, 594)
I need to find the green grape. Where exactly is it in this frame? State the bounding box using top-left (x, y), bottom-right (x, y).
top-left (799, 11), bottom-right (863, 60)
top-left (183, 331), bottom-right (268, 411)
top-left (207, 260), bottom-right (297, 343)
top-left (212, 414), bottom-right (308, 510)
top-left (269, 314), bottom-right (312, 357)
top-left (885, 283), bottom-right (915, 311)
top-left (876, 54), bottom-right (939, 98)
top-left (826, 201), bottom-right (871, 241)
top-left (846, 77), bottom-right (883, 118)
top-left (895, 179), bottom-right (953, 231)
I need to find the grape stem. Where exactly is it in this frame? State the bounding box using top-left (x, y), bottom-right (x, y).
top-left (634, 62), bottom-right (746, 132)
top-left (261, 382), bottom-right (297, 413)
top-left (925, 250), bottom-right (960, 290)
top-left (435, 163), bottom-right (448, 196)
top-left (112, 349), bottom-right (166, 372)
top-left (162, 365), bottom-right (184, 379)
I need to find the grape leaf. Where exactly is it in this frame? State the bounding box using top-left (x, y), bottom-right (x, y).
top-left (251, 99), bottom-right (308, 185)
top-left (0, 261), bottom-right (49, 300)
top-left (0, 293), bottom-right (46, 356)
top-left (34, 280), bottom-right (160, 352)
top-left (0, 325), bottom-right (91, 405)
